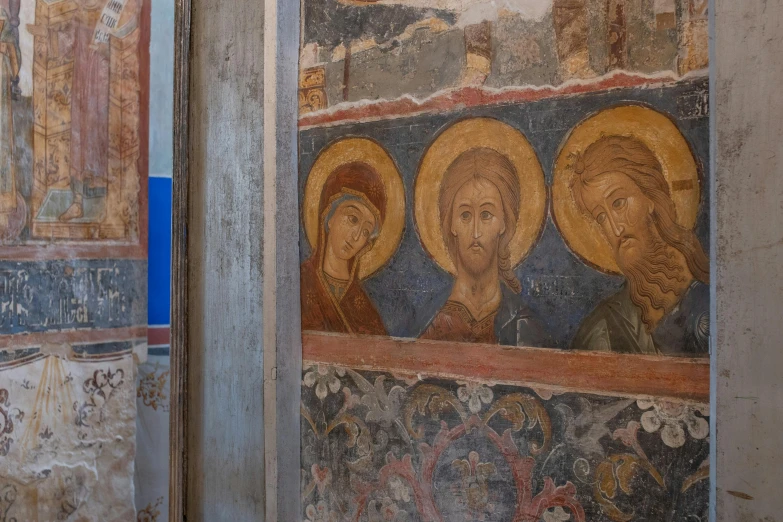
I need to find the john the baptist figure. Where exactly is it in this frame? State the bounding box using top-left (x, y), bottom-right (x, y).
top-left (552, 106), bottom-right (709, 356)
top-left (414, 119), bottom-right (550, 346)
top-left (300, 139), bottom-right (405, 336)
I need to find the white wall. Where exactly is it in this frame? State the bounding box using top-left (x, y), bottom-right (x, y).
top-left (713, 0), bottom-right (783, 519)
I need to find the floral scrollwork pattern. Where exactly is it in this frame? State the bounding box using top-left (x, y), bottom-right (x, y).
top-left (301, 368), bottom-right (709, 521)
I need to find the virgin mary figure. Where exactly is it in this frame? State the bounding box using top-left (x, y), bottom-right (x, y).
top-left (300, 162), bottom-right (388, 335)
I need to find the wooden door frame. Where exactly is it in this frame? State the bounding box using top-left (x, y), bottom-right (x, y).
top-left (169, 0), bottom-right (191, 518)
top-left (169, 0), bottom-right (303, 518)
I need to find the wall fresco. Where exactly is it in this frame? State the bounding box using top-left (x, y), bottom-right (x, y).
top-left (0, 352), bottom-right (140, 520)
top-left (0, 0), bottom-right (149, 518)
top-left (300, 0), bottom-right (711, 519)
top-left (301, 366), bottom-right (709, 522)
top-left (299, 80), bottom-right (709, 355)
top-left (0, 0), bottom-right (147, 246)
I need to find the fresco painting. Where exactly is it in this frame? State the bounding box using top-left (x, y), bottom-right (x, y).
top-left (553, 106), bottom-right (709, 355)
top-left (0, 0), bottom-right (145, 245)
top-left (300, 101), bottom-right (709, 356)
top-left (301, 138), bottom-right (405, 335)
top-left (0, 0), bottom-right (149, 518)
top-left (301, 367), bottom-right (710, 522)
top-left (300, 0), bottom-right (710, 519)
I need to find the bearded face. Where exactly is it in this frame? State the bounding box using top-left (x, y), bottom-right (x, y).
top-left (581, 171), bottom-right (687, 327)
top-left (449, 177), bottom-right (506, 279)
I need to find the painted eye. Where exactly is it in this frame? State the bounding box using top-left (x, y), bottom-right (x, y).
top-left (461, 211), bottom-right (471, 221)
top-left (612, 198), bottom-right (627, 210)
top-left (480, 211), bottom-right (492, 220)
top-left (596, 213), bottom-right (607, 224)
top-left (348, 214), bottom-right (359, 224)
top-left (362, 229), bottom-right (370, 238)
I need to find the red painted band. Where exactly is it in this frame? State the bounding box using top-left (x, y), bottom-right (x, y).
top-left (302, 331), bottom-right (710, 402)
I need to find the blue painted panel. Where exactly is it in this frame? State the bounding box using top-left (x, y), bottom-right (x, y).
top-left (148, 177), bottom-right (172, 325)
top-left (0, 259), bottom-right (147, 334)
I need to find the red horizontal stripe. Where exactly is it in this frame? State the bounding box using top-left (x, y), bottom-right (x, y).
top-left (299, 73), bottom-right (700, 129)
top-left (147, 326), bottom-right (171, 346)
top-left (0, 326), bottom-right (147, 350)
top-left (302, 331), bottom-right (709, 402)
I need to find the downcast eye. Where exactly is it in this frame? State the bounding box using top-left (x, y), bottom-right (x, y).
top-left (596, 212), bottom-right (607, 224)
top-left (612, 198), bottom-right (627, 210)
top-left (348, 214), bottom-right (359, 224)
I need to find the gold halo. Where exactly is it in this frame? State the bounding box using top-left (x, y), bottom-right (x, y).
top-left (414, 118), bottom-right (547, 275)
top-left (551, 105), bottom-right (702, 274)
top-left (304, 138), bottom-right (405, 280)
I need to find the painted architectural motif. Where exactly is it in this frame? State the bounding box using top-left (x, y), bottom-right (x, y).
top-left (300, 0), bottom-right (711, 519)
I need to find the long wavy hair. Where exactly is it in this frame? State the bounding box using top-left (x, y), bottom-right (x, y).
top-left (570, 135), bottom-right (709, 328)
top-left (439, 147), bottom-right (522, 293)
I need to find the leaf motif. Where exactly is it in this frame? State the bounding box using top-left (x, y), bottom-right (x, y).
top-left (595, 460), bottom-right (618, 501)
top-left (475, 461), bottom-right (497, 480)
top-left (594, 454), bottom-right (665, 522)
top-left (615, 456), bottom-right (665, 494)
top-left (483, 393), bottom-right (551, 454)
top-left (402, 384), bottom-right (466, 440)
top-left (681, 461), bottom-right (709, 493)
top-left (452, 459), bottom-right (471, 478)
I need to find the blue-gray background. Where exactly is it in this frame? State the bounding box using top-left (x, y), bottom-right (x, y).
top-left (299, 78), bottom-right (710, 348)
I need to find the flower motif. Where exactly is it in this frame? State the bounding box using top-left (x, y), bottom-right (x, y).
top-left (137, 364), bottom-right (170, 411)
top-left (303, 365), bottom-right (346, 400)
top-left (541, 506), bottom-right (571, 522)
top-left (388, 476), bottom-right (410, 503)
top-left (311, 464), bottom-right (332, 496)
top-left (456, 382), bottom-right (493, 414)
top-left (637, 399), bottom-right (709, 448)
top-left (452, 451), bottom-right (497, 520)
top-left (304, 500), bottom-right (339, 522)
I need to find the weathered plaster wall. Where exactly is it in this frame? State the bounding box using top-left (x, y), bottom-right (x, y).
top-left (0, 0), bottom-right (150, 519)
top-left (713, 0), bottom-right (783, 519)
top-left (299, 0), bottom-right (708, 113)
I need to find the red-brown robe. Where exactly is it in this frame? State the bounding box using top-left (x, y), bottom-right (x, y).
top-left (70, 3), bottom-right (110, 192)
top-left (420, 301), bottom-right (497, 344)
top-left (300, 162), bottom-right (388, 336)
top-left (417, 283), bottom-right (550, 346)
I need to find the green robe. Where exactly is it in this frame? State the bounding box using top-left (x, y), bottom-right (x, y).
top-left (572, 281), bottom-right (709, 356)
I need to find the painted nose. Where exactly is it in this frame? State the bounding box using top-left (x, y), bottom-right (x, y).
top-left (607, 212), bottom-right (624, 238)
top-left (472, 215), bottom-right (482, 239)
top-left (350, 226), bottom-right (362, 242)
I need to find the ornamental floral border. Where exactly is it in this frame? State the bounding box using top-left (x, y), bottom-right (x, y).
top-left (301, 365), bottom-right (710, 522)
